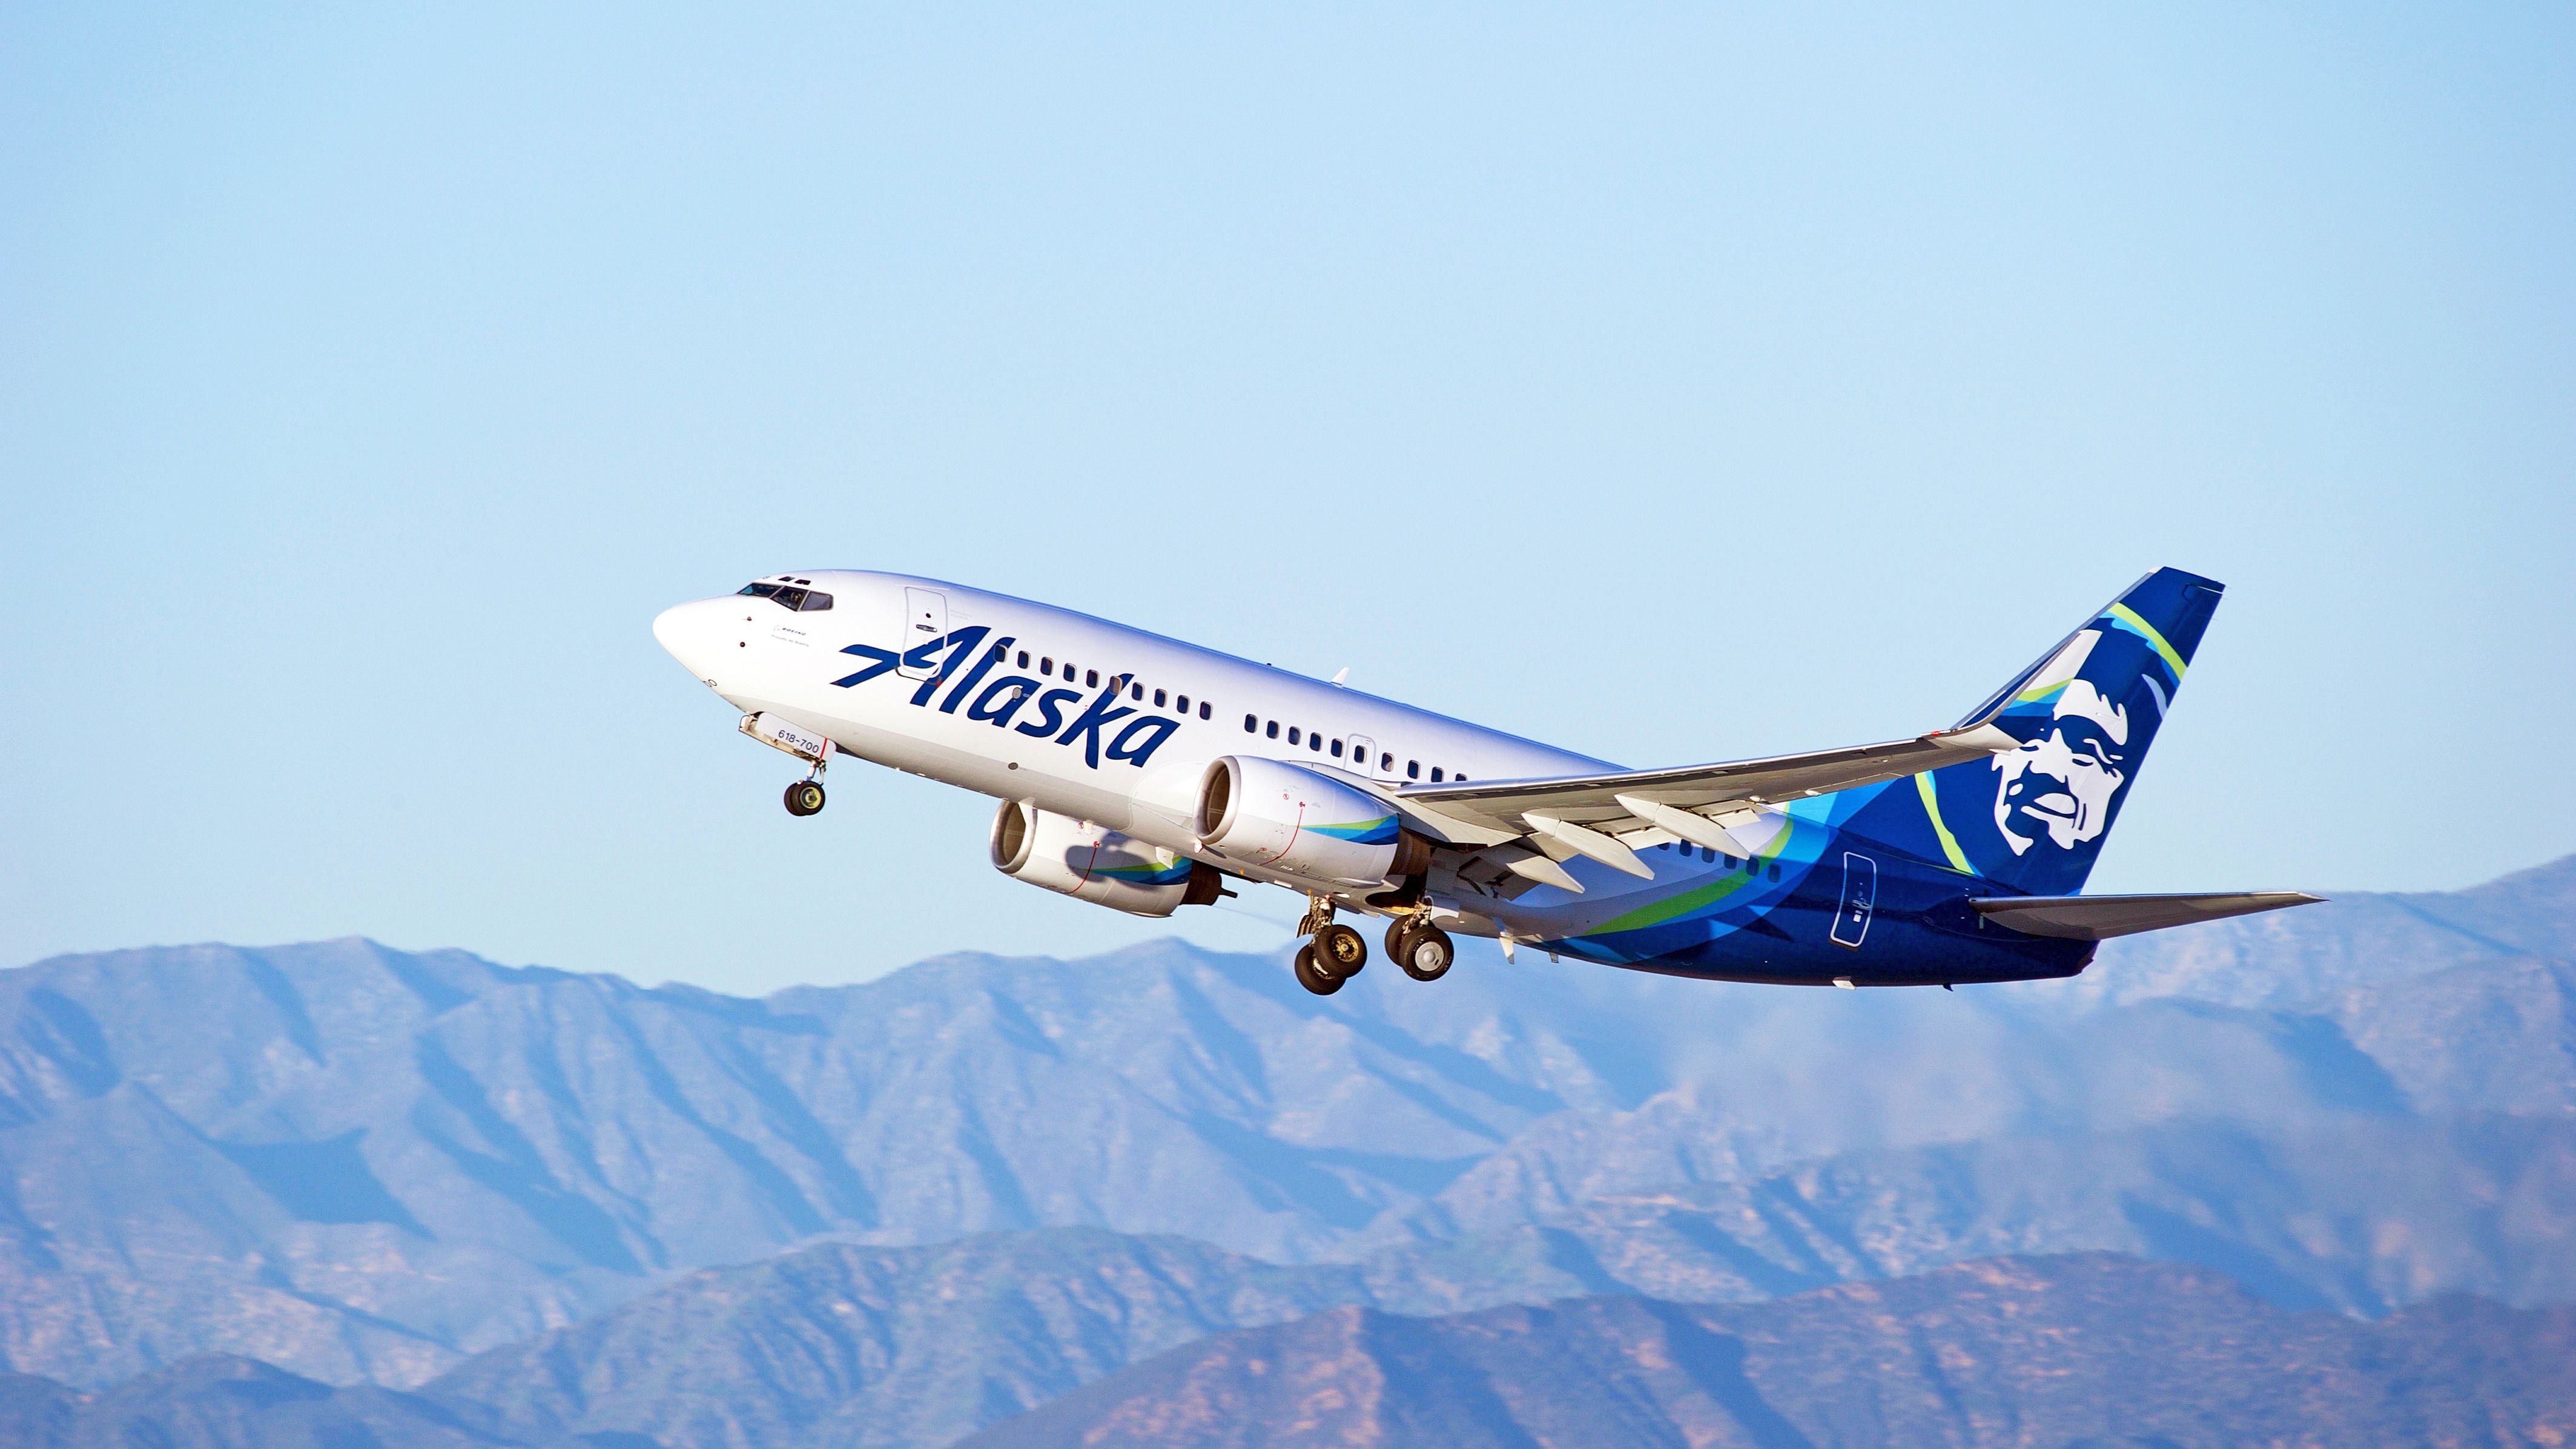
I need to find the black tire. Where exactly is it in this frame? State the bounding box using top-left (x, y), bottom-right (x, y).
top-left (1293, 943), bottom-right (1342, 995)
top-left (1397, 925), bottom-right (1455, 982)
top-left (1313, 922), bottom-right (1367, 978)
top-left (784, 781), bottom-right (826, 816)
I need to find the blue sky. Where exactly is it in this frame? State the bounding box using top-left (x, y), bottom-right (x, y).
top-left (5, 4), bottom-right (2571, 994)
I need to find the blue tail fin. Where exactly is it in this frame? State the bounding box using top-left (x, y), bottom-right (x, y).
top-left (1915, 567), bottom-right (2225, 896)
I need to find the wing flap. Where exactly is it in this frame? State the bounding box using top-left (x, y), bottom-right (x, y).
top-left (1969, 891), bottom-right (2324, 941)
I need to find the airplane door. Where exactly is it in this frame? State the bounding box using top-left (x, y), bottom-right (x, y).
top-left (899, 588), bottom-right (948, 679)
top-left (1346, 734), bottom-right (1379, 777)
top-left (1830, 851), bottom-right (1877, 949)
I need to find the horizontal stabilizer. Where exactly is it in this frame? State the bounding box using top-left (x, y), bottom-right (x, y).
top-left (1970, 891), bottom-right (2324, 941)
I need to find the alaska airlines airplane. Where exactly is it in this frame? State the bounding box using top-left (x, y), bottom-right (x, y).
top-left (652, 567), bottom-right (2315, 994)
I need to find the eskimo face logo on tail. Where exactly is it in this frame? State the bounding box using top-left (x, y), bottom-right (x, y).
top-left (827, 627), bottom-right (1181, 771)
top-left (1990, 631), bottom-right (2132, 856)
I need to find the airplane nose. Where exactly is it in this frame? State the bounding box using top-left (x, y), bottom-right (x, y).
top-left (652, 598), bottom-right (729, 677)
top-left (652, 602), bottom-right (689, 656)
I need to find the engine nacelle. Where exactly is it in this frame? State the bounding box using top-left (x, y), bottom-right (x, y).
top-left (1196, 755), bottom-right (1429, 887)
top-left (990, 801), bottom-right (1215, 917)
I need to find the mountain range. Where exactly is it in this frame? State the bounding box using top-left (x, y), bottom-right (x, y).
top-left (4, 1250), bottom-right (2567, 1449)
top-left (0, 854), bottom-right (2570, 1438)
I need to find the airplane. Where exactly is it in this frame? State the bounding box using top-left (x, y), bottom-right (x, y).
top-left (652, 566), bottom-right (2318, 995)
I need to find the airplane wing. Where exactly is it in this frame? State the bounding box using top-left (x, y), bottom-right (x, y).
top-left (1389, 722), bottom-right (2024, 886)
top-left (1388, 576), bottom-right (2185, 891)
top-left (1969, 891), bottom-right (2325, 940)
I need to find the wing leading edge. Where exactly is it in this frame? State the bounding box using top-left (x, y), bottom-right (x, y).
top-left (1382, 722), bottom-right (2025, 893)
top-left (1396, 721), bottom-right (2022, 838)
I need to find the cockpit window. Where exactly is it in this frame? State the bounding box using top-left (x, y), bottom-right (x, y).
top-left (739, 584), bottom-right (834, 612)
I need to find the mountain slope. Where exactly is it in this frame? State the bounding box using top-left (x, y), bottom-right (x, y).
top-left (964, 1255), bottom-right (2576, 1449)
top-left (426, 1230), bottom-right (1362, 1449)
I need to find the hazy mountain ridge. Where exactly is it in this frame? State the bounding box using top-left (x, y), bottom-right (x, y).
top-left (0, 856), bottom-right (2570, 1387)
top-left (5, 1253), bottom-right (2567, 1449)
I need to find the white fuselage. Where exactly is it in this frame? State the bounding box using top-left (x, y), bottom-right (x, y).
top-left (653, 570), bottom-right (1614, 905)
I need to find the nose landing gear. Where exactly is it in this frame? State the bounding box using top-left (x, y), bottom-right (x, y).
top-left (744, 713), bottom-right (835, 819)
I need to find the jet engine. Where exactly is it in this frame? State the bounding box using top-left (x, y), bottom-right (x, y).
top-left (989, 800), bottom-right (1219, 917)
top-left (1196, 755), bottom-right (1431, 887)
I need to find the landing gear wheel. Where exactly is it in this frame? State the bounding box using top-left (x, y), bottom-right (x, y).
top-left (1312, 923), bottom-right (1367, 979)
top-left (784, 781), bottom-right (827, 816)
top-left (1293, 943), bottom-right (1343, 996)
top-left (1393, 924), bottom-right (1455, 982)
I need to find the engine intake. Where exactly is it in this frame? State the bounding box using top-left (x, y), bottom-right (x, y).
top-left (1197, 756), bottom-right (1429, 887)
top-left (990, 801), bottom-right (1216, 917)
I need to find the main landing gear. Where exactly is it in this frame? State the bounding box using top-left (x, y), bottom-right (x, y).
top-left (1291, 898), bottom-right (1456, 995)
top-left (1292, 896), bottom-right (1362, 995)
top-left (1385, 917), bottom-right (1456, 981)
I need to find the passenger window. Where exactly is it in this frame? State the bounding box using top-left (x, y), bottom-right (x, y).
top-left (1175, 693), bottom-right (1187, 710)
top-left (773, 586), bottom-right (808, 610)
top-left (1267, 721), bottom-right (1280, 739)
top-left (1017, 651), bottom-right (1030, 668)
top-left (1767, 863), bottom-right (1780, 881)
top-left (1406, 761), bottom-right (1420, 779)
top-left (1701, 847), bottom-right (1715, 863)
top-left (1086, 670), bottom-right (1099, 687)
top-left (799, 592), bottom-right (833, 611)
top-left (1131, 682), bottom-right (1144, 701)
top-left (1040, 658), bottom-right (1053, 676)
top-left (1309, 732), bottom-right (1322, 751)
top-left (1330, 739), bottom-right (1344, 758)
top-left (1244, 714), bottom-right (1257, 732)
top-left (1380, 752), bottom-right (1393, 770)
top-left (1430, 767), bottom-right (1444, 782)
top-left (1199, 702), bottom-right (1211, 720)
top-left (1288, 727), bottom-right (1301, 745)
top-left (988, 644), bottom-right (1006, 662)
